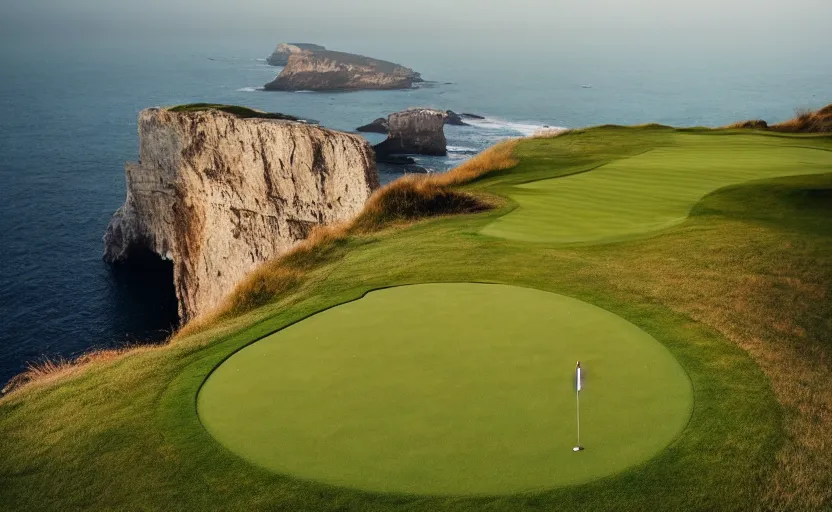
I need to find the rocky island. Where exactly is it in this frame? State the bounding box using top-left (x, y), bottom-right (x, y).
top-left (103, 105), bottom-right (378, 321)
top-left (266, 43), bottom-right (326, 66)
top-left (374, 108), bottom-right (449, 157)
top-left (264, 50), bottom-right (422, 91)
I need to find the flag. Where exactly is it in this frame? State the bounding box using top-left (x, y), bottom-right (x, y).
top-left (576, 361), bottom-right (582, 392)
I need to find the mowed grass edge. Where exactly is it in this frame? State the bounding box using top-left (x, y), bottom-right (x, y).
top-left (196, 283), bottom-right (695, 495)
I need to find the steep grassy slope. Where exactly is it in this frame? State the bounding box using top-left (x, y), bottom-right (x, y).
top-left (1, 126), bottom-right (830, 511)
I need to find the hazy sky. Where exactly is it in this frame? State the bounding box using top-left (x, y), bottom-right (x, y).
top-left (2, 0), bottom-right (831, 55)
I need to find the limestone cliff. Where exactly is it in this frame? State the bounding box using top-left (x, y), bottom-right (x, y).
top-left (266, 43), bottom-right (326, 66)
top-left (374, 108), bottom-right (448, 157)
top-left (103, 107), bottom-right (378, 321)
top-left (264, 50), bottom-right (422, 91)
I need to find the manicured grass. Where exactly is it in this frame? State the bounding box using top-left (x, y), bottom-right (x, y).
top-left (198, 283), bottom-right (691, 495)
top-left (482, 135), bottom-right (832, 244)
top-left (1, 126), bottom-right (830, 511)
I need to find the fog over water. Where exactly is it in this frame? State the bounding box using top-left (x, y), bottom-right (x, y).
top-left (0, 0), bottom-right (830, 385)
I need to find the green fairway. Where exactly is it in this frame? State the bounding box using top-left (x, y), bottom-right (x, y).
top-left (482, 137), bottom-right (832, 244)
top-left (198, 283), bottom-right (692, 495)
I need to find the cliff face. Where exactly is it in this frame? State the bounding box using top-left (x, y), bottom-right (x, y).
top-left (374, 108), bottom-right (448, 156)
top-left (266, 43), bottom-right (326, 66)
top-left (264, 50), bottom-right (422, 91)
top-left (104, 108), bottom-right (378, 321)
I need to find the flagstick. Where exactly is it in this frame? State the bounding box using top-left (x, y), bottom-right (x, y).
top-left (576, 388), bottom-right (580, 446)
top-left (573, 361), bottom-right (584, 452)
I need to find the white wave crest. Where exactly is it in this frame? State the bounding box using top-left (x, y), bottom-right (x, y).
top-left (447, 145), bottom-right (478, 153)
top-left (236, 86), bottom-right (264, 92)
top-left (464, 116), bottom-right (566, 137)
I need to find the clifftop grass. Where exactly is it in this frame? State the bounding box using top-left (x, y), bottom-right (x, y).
top-left (167, 103), bottom-right (303, 121)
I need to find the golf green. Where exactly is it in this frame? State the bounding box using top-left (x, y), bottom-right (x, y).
top-left (482, 139), bottom-right (832, 244)
top-left (198, 284), bottom-right (692, 495)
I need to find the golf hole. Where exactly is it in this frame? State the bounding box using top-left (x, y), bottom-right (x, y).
top-left (198, 284), bottom-right (692, 495)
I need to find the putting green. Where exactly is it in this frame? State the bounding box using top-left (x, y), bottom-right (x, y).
top-left (198, 284), bottom-right (691, 495)
top-left (482, 139), bottom-right (832, 244)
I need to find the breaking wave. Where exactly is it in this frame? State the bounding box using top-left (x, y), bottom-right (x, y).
top-left (464, 116), bottom-right (565, 137)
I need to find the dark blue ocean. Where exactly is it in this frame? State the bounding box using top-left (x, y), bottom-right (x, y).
top-left (0, 35), bottom-right (829, 385)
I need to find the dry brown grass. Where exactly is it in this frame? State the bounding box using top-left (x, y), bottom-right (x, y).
top-left (728, 103), bottom-right (832, 133)
top-left (351, 176), bottom-right (493, 232)
top-left (183, 184), bottom-right (494, 330)
top-left (726, 119), bottom-right (770, 130)
top-left (174, 225), bottom-right (349, 339)
top-left (1, 346), bottom-right (158, 394)
top-left (426, 139), bottom-right (519, 186)
top-left (529, 128), bottom-right (570, 139)
top-left (177, 141), bottom-right (520, 339)
top-left (771, 104), bottom-right (832, 133)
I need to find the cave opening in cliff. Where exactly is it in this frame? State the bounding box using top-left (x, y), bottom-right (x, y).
top-left (108, 246), bottom-right (180, 339)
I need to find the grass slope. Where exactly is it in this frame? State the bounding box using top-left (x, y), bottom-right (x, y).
top-left (482, 134), bottom-right (832, 244)
top-left (198, 283), bottom-right (692, 495)
top-left (1, 126), bottom-right (830, 511)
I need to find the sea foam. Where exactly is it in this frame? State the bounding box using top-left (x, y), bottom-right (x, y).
top-left (464, 116), bottom-right (565, 137)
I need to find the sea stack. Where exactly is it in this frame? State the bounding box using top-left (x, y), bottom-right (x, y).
top-left (103, 106), bottom-right (378, 321)
top-left (374, 108), bottom-right (448, 157)
top-left (357, 110), bottom-right (473, 132)
top-left (264, 50), bottom-right (422, 91)
top-left (266, 43), bottom-right (326, 66)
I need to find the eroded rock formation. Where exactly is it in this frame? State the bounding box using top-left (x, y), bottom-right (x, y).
top-left (444, 111), bottom-right (468, 126)
top-left (374, 108), bottom-right (448, 157)
top-left (104, 107), bottom-right (378, 321)
top-left (357, 110), bottom-right (475, 133)
top-left (264, 50), bottom-right (422, 91)
top-left (266, 43), bottom-right (326, 66)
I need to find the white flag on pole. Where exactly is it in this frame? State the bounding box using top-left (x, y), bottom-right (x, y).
top-left (576, 361), bottom-right (582, 392)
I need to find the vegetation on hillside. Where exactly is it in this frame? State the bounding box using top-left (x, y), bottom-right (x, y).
top-left (180, 140), bottom-right (518, 331)
top-left (1, 122), bottom-right (830, 511)
top-left (167, 103), bottom-right (304, 121)
top-left (728, 102), bottom-right (832, 133)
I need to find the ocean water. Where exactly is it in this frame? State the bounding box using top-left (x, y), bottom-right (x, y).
top-left (0, 36), bottom-right (829, 385)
